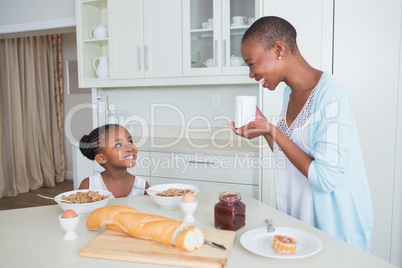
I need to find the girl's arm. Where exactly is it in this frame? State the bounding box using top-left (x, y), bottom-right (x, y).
top-left (78, 177), bottom-right (89, 189)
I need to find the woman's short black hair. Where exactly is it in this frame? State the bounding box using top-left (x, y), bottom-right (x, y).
top-left (79, 124), bottom-right (120, 160)
top-left (242, 16), bottom-right (298, 54)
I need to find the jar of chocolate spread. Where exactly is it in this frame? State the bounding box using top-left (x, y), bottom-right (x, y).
top-left (214, 191), bottom-right (245, 231)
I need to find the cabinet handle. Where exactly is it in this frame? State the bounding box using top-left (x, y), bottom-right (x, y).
top-left (137, 47), bottom-right (142, 71)
top-left (188, 160), bottom-right (217, 165)
top-left (215, 40), bottom-right (218, 67)
top-left (144, 46), bottom-right (148, 71)
top-left (223, 39), bottom-right (227, 67)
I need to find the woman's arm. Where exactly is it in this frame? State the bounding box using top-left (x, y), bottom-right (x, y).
top-left (232, 119), bottom-right (313, 177)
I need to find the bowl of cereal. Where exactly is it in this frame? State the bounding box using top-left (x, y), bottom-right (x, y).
top-left (147, 183), bottom-right (199, 209)
top-left (54, 189), bottom-right (112, 215)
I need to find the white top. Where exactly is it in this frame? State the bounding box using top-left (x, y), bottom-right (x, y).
top-left (89, 173), bottom-right (147, 198)
top-left (273, 88), bottom-right (317, 227)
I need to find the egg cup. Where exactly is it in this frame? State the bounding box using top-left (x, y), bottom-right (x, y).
top-left (180, 201), bottom-right (198, 223)
top-left (59, 215), bottom-right (79, 240)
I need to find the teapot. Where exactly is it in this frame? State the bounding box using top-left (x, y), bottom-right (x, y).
top-left (89, 24), bottom-right (108, 39)
top-left (93, 56), bottom-right (109, 78)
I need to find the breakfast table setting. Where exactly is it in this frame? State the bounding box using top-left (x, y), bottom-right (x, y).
top-left (0, 186), bottom-right (397, 268)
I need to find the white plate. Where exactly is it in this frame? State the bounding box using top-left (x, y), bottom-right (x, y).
top-left (240, 227), bottom-right (322, 259)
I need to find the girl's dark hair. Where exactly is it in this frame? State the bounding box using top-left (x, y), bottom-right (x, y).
top-left (242, 16), bottom-right (298, 54)
top-left (79, 124), bottom-right (120, 160)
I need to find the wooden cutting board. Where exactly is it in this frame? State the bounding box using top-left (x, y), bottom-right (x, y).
top-left (79, 228), bottom-right (236, 267)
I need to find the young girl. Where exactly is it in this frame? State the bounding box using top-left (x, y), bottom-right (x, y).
top-left (78, 124), bottom-right (149, 198)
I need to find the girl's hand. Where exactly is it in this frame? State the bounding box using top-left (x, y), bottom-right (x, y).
top-left (230, 107), bottom-right (272, 139)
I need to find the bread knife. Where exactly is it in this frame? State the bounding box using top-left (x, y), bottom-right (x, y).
top-left (204, 239), bottom-right (226, 250)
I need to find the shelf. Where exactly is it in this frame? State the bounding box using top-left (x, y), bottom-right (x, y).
top-left (82, 0), bottom-right (107, 9)
top-left (82, 38), bottom-right (108, 46)
top-left (190, 25), bottom-right (249, 38)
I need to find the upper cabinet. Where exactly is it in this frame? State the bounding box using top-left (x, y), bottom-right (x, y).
top-left (76, 0), bottom-right (182, 87)
top-left (182, 0), bottom-right (260, 76)
top-left (108, 0), bottom-right (182, 79)
top-left (76, 0), bottom-right (262, 88)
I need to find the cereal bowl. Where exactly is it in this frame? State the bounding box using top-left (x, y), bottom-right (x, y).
top-left (147, 183), bottom-right (199, 209)
top-left (54, 189), bottom-right (112, 215)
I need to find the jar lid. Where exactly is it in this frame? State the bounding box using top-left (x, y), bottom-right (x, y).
top-left (219, 191), bottom-right (241, 203)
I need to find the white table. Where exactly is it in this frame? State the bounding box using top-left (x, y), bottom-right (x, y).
top-left (0, 187), bottom-right (396, 268)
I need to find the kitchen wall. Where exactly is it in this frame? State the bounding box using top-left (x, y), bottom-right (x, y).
top-left (0, 0), bottom-right (75, 38)
top-left (61, 32), bottom-right (259, 178)
top-left (100, 85), bottom-right (258, 128)
top-left (62, 33), bottom-right (93, 179)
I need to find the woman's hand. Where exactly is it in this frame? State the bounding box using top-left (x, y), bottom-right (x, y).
top-left (230, 107), bottom-right (272, 139)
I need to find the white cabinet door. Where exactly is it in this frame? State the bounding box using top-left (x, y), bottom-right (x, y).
top-left (109, 0), bottom-right (143, 79)
top-left (221, 0), bottom-right (260, 75)
top-left (182, 0), bottom-right (260, 77)
top-left (109, 0), bottom-right (182, 79)
top-left (150, 152), bottom-right (259, 186)
top-left (143, 0), bottom-right (182, 78)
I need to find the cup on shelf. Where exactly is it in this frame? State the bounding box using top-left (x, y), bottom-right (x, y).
top-left (204, 58), bottom-right (214, 67)
top-left (202, 22), bottom-right (208, 29)
top-left (230, 55), bottom-right (245, 66)
top-left (248, 18), bottom-right (256, 25)
top-left (232, 16), bottom-right (246, 25)
top-left (207, 18), bottom-right (214, 27)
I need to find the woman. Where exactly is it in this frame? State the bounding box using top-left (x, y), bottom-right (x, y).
top-left (231, 16), bottom-right (373, 251)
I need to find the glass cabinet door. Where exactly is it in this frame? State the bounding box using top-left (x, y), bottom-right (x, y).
top-left (183, 0), bottom-right (257, 76)
top-left (183, 0), bottom-right (221, 76)
top-left (222, 0), bottom-right (256, 75)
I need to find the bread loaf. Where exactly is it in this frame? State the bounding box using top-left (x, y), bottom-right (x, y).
top-left (86, 205), bottom-right (204, 251)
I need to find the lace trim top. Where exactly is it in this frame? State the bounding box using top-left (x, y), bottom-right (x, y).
top-left (277, 88), bottom-right (316, 139)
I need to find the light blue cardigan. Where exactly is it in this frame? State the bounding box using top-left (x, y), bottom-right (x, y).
top-left (282, 72), bottom-right (373, 251)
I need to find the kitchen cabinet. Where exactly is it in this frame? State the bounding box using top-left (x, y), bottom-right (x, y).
top-left (75, 0), bottom-right (109, 84)
top-left (182, 0), bottom-right (262, 77)
top-left (150, 151), bottom-right (260, 199)
top-left (75, 0), bottom-right (182, 87)
top-left (108, 0), bottom-right (182, 79)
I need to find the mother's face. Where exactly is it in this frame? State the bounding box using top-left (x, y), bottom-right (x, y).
top-left (241, 40), bottom-right (283, 91)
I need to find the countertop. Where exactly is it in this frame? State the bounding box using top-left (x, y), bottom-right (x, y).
top-left (134, 137), bottom-right (260, 157)
top-left (127, 126), bottom-right (260, 156)
top-left (0, 187), bottom-right (396, 268)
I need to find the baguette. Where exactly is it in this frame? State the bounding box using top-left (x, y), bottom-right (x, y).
top-left (86, 205), bottom-right (204, 251)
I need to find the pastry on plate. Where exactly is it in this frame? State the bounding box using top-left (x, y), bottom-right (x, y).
top-left (272, 235), bottom-right (297, 254)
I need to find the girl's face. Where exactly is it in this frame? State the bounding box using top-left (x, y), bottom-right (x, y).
top-left (99, 126), bottom-right (138, 168)
top-left (241, 41), bottom-right (283, 91)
